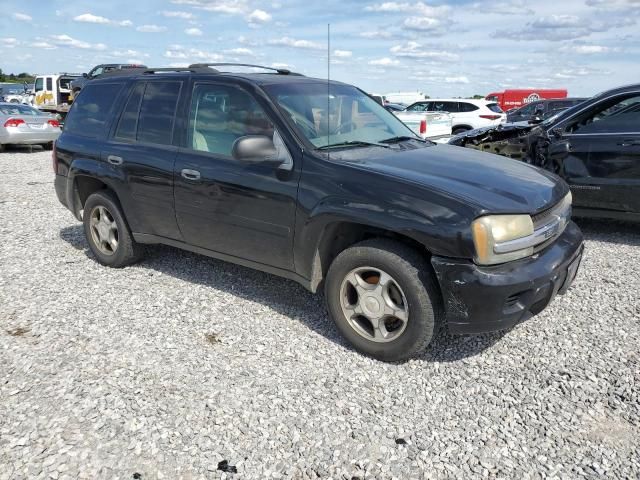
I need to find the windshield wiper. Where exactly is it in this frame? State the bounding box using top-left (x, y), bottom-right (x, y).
top-left (379, 135), bottom-right (427, 144)
top-left (317, 140), bottom-right (390, 150)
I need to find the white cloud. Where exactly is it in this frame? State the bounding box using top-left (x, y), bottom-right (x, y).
top-left (162, 10), bottom-right (196, 19)
top-left (368, 57), bottom-right (400, 66)
top-left (185, 27), bottom-right (203, 36)
top-left (31, 41), bottom-right (57, 50)
top-left (570, 45), bottom-right (611, 54)
top-left (112, 49), bottom-right (149, 58)
top-left (164, 45), bottom-right (223, 62)
top-left (1, 37), bottom-right (19, 47)
top-left (49, 34), bottom-right (107, 50)
top-left (13, 13), bottom-right (32, 22)
top-left (73, 13), bottom-right (132, 26)
top-left (137, 24), bottom-right (167, 33)
top-left (365, 2), bottom-right (449, 17)
top-left (225, 47), bottom-right (255, 56)
top-left (390, 41), bottom-right (459, 61)
top-left (359, 30), bottom-right (393, 39)
top-left (445, 76), bottom-right (470, 84)
top-left (403, 17), bottom-right (439, 30)
top-left (334, 50), bottom-right (352, 58)
top-left (268, 36), bottom-right (323, 50)
top-left (247, 9), bottom-right (272, 24)
top-left (271, 62), bottom-right (291, 69)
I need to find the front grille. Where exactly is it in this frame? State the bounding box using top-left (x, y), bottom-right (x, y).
top-left (532, 196), bottom-right (572, 252)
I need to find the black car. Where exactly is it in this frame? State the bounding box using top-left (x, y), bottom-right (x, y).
top-left (506, 98), bottom-right (586, 123)
top-left (54, 64), bottom-right (583, 361)
top-left (449, 84), bottom-right (640, 222)
top-left (70, 63), bottom-right (147, 95)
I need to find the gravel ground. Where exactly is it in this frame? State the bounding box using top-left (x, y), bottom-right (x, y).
top-left (1, 148), bottom-right (639, 479)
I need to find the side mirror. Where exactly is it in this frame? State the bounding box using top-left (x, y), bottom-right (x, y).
top-left (231, 135), bottom-right (283, 166)
top-left (83, 73), bottom-right (89, 78)
top-left (529, 115), bottom-right (543, 124)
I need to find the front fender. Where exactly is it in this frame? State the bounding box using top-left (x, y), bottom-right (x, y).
top-left (294, 194), bottom-right (475, 287)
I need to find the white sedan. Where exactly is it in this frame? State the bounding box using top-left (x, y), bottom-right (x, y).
top-left (0, 103), bottom-right (61, 152)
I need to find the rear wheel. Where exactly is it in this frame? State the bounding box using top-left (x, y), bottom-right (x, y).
top-left (42, 142), bottom-right (53, 150)
top-left (83, 190), bottom-right (143, 268)
top-left (0, 144), bottom-right (5, 153)
top-left (452, 127), bottom-right (470, 136)
top-left (325, 239), bottom-right (442, 362)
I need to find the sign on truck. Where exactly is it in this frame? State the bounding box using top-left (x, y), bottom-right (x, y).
top-left (485, 89), bottom-right (568, 112)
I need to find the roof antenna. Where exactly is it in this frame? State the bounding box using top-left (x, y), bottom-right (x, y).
top-left (327, 23), bottom-right (330, 158)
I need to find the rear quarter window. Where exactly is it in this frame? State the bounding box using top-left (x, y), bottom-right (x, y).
top-left (64, 83), bottom-right (124, 138)
top-left (486, 103), bottom-right (503, 113)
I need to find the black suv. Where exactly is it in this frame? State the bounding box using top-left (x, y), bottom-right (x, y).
top-left (70, 63), bottom-right (147, 96)
top-left (54, 64), bottom-right (584, 361)
top-left (506, 98), bottom-right (586, 124)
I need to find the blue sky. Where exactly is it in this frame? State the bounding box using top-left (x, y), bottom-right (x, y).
top-left (0, 0), bottom-right (638, 97)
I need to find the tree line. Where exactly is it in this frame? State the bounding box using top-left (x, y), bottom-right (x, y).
top-left (0, 69), bottom-right (35, 83)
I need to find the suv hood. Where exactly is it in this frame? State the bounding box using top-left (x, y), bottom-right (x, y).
top-left (346, 144), bottom-right (567, 214)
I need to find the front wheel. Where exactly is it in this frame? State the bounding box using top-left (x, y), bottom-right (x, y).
top-left (83, 190), bottom-right (143, 268)
top-left (325, 239), bottom-right (443, 362)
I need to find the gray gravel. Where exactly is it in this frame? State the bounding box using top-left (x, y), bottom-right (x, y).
top-left (1, 148), bottom-right (639, 479)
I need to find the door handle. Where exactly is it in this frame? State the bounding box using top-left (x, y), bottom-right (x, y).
top-left (618, 140), bottom-right (640, 147)
top-left (181, 168), bottom-right (201, 181)
top-left (107, 155), bottom-right (123, 165)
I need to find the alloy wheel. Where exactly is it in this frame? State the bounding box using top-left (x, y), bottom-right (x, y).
top-left (89, 205), bottom-right (119, 256)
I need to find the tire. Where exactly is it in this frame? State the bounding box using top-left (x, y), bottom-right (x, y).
top-left (325, 238), bottom-right (443, 362)
top-left (0, 144), bottom-right (5, 153)
top-left (42, 142), bottom-right (53, 150)
top-left (83, 190), bottom-right (143, 268)
top-left (452, 127), bottom-right (470, 136)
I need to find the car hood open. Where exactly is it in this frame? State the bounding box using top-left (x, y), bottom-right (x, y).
top-left (346, 143), bottom-right (567, 214)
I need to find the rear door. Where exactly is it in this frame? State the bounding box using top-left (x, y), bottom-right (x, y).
top-left (173, 81), bottom-right (299, 270)
top-left (105, 80), bottom-right (184, 239)
top-left (555, 93), bottom-right (640, 214)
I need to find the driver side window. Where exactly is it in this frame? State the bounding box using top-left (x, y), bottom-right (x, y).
top-left (568, 94), bottom-right (640, 134)
top-left (188, 84), bottom-right (275, 157)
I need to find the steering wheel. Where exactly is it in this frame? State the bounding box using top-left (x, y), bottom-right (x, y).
top-left (331, 121), bottom-right (358, 135)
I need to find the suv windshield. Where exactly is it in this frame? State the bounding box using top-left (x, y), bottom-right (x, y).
top-left (264, 82), bottom-right (418, 149)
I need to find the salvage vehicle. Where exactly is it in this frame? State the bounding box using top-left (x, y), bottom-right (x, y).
top-left (404, 99), bottom-right (505, 135)
top-left (486, 89), bottom-right (568, 112)
top-left (53, 64), bottom-right (584, 361)
top-left (449, 84), bottom-right (640, 222)
top-left (0, 102), bottom-right (61, 151)
top-left (69, 63), bottom-right (147, 100)
top-left (507, 98), bottom-right (586, 124)
top-left (32, 73), bottom-right (81, 120)
top-left (392, 108), bottom-right (452, 140)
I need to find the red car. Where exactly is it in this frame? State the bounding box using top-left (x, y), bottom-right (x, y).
top-left (485, 89), bottom-right (568, 112)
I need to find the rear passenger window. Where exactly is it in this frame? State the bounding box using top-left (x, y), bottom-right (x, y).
top-left (457, 102), bottom-right (478, 113)
top-left (115, 83), bottom-right (144, 141)
top-left (407, 103), bottom-right (428, 112)
top-left (137, 81), bottom-right (181, 145)
top-left (188, 84), bottom-right (275, 157)
top-left (65, 83), bottom-right (124, 138)
top-left (444, 102), bottom-right (460, 113)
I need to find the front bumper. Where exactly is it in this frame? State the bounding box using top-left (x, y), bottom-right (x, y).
top-left (431, 221), bottom-right (584, 334)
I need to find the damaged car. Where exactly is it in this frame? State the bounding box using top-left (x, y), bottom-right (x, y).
top-left (449, 84), bottom-right (640, 222)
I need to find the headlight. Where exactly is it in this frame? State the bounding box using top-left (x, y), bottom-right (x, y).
top-left (472, 214), bottom-right (534, 265)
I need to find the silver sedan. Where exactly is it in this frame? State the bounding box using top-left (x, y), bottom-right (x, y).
top-left (0, 103), bottom-right (61, 152)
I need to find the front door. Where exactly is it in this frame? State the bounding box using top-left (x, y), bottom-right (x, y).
top-left (173, 82), bottom-right (299, 270)
top-left (556, 93), bottom-right (640, 214)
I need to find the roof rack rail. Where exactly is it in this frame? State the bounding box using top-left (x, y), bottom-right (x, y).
top-left (188, 63), bottom-right (303, 76)
top-left (142, 67), bottom-right (210, 75)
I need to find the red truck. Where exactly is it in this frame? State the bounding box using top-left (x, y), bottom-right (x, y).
top-left (485, 89), bottom-right (568, 112)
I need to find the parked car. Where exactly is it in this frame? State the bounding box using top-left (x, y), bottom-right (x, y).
top-left (384, 92), bottom-right (427, 105)
top-left (53, 64), bottom-right (583, 361)
top-left (70, 63), bottom-right (147, 99)
top-left (0, 102), bottom-right (61, 151)
top-left (449, 84), bottom-right (640, 222)
top-left (486, 89), bottom-right (568, 112)
top-left (404, 99), bottom-right (506, 135)
top-left (393, 109), bottom-right (452, 140)
top-left (384, 102), bottom-right (406, 112)
top-left (507, 98), bottom-right (586, 124)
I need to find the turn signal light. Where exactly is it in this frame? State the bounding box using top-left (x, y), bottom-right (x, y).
top-left (419, 119), bottom-right (427, 134)
top-left (4, 118), bottom-right (25, 127)
top-left (479, 115), bottom-right (502, 120)
top-left (47, 119), bottom-right (60, 128)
